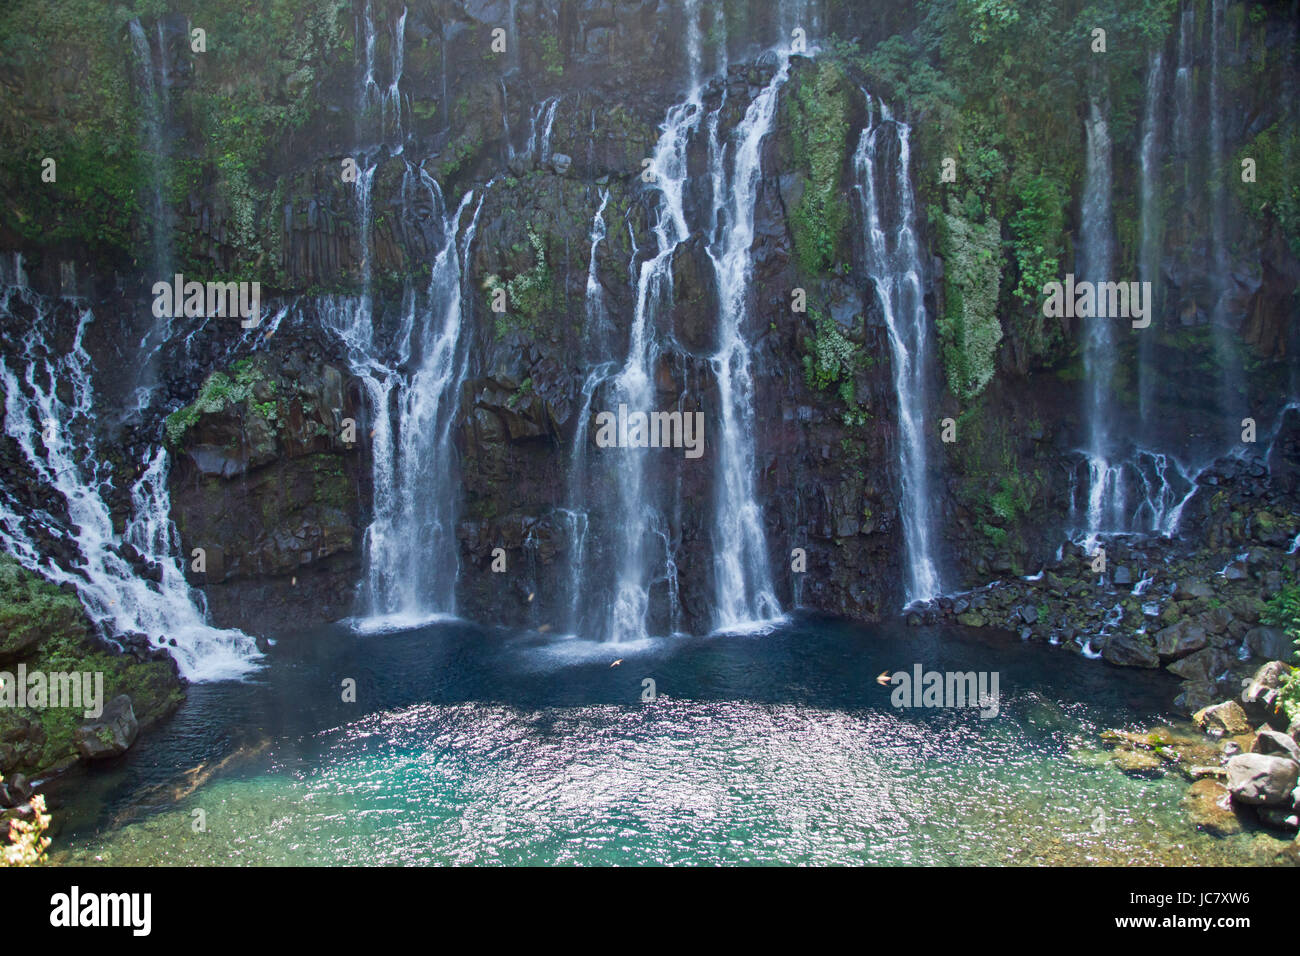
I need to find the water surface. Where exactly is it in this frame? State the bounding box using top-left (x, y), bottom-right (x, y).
top-left (46, 616), bottom-right (1281, 865)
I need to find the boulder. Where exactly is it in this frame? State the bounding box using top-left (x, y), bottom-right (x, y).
top-left (1102, 633), bottom-right (1160, 668)
top-left (1225, 753), bottom-right (1300, 805)
top-left (1192, 700), bottom-right (1252, 735)
top-left (73, 695), bottom-right (139, 760)
top-left (1241, 660), bottom-right (1294, 725)
top-left (0, 772), bottom-right (32, 808)
top-left (1243, 626), bottom-right (1291, 661)
top-left (1253, 728), bottom-right (1300, 764)
top-left (1174, 680), bottom-right (1220, 715)
top-left (1156, 622), bottom-right (1208, 660)
top-left (1175, 579), bottom-right (1215, 601)
top-left (1167, 647), bottom-right (1232, 683)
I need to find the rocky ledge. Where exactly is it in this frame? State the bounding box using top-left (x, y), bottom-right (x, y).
top-left (908, 445), bottom-right (1300, 715)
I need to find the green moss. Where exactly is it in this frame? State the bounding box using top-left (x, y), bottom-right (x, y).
top-left (785, 59), bottom-right (852, 276)
top-left (1233, 124), bottom-right (1300, 257)
top-left (801, 309), bottom-right (873, 427)
top-left (539, 35), bottom-right (564, 77)
top-left (0, 556), bottom-right (183, 776)
top-left (935, 199), bottom-right (1003, 400)
top-left (164, 357), bottom-right (276, 445)
top-left (0, 556), bottom-right (85, 660)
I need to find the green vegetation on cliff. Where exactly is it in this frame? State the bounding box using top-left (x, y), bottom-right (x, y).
top-left (486, 225), bottom-right (555, 340)
top-left (801, 309), bottom-right (872, 426)
top-left (825, 0), bottom-right (1176, 393)
top-left (0, 556), bottom-right (183, 778)
top-left (1261, 583), bottom-right (1300, 721)
top-left (935, 200), bottom-right (1002, 400)
top-left (784, 59), bottom-right (852, 276)
top-left (165, 356), bottom-right (277, 445)
top-left (1233, 125), bottom-right (1300, 257)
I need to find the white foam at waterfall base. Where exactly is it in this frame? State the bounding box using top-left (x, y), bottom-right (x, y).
top-left (0, 289), bottom-right (260, 682)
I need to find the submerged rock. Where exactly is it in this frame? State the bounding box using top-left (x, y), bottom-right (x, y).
top-left (1182, 779), bottom-right (1245, 836)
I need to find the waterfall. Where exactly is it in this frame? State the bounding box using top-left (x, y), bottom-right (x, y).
top-left (852, 98), bottom-right (943, 604)
top-left (684, 0), bottom-right (703, 93)
top-left (585, 189), bottom-right (611, 334)
top-left (359, 2), bottom-right (406, 148)
top-left (706, 59), bottom-right (789, 631)
top-left (523, 97), bottom-right (561, 165)
top-left (1137, 50), bottom-right (1164, 430)
top-left (1079, 91), bottom-right (1118, 538)
top-left (500, 80), bottom-right (513, 160)
top-left (126, 19), bottom-right (170, 282)
top-left (334, 12), bottom-right (487, 629)
top-left (0, 284), bottom-right (260, 681)
top-left (605, 95), bottom-right (701, 644)
top-left (125, 18), bottom-right (177, 418)
top-left (561, 191), bottom-right (614, 636)
top-left (328, 170), bottom-right (484, 630)
top-left (1173, 4), bottom-right (1195, 185)
top-left (1208, 0), bottom-right (1241, 433)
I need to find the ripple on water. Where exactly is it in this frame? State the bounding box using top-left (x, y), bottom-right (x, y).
top-left (52, 694), bottom-right (1280, 866)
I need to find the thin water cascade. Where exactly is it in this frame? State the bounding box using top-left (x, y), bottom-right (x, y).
top-left (1173, 4), bottom-right (1196, 189)
top-left (1208, 0), bottom-right (1241, 435)
top-left (126, 19), bottom-right (170, 283)
top-left (852, 97), bottom-right (943, 604)
top-left (125, 18), bottom-right (178, 418)
top-left (0, 284), bottom-right (260, 681)
top-left (705, 58), bottom-right (789, 631)
top-left (1080, 90), bottom-right (1118, 538)
top-left (560, 191), bottom-right (615, 637)
top-left (1137, 49), bottom-right (1164, 430)
top-left (523, 96), bottom-right (561, 165)
top-left (359, 2), bottom-right (407, 149)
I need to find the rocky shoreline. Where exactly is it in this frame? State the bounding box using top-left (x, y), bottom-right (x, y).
top-left (908, 423), bottom-right (1300, 718)
top-left (1081, 662), bottom-right (1299, 864)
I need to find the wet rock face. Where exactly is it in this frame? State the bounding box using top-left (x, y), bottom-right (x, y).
top-left (166, 347), bottom-right (370, 633)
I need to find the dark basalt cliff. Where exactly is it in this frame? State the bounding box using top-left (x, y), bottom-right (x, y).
top-left (1, 0), bottom-right (1298, 731)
